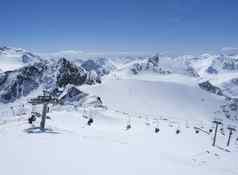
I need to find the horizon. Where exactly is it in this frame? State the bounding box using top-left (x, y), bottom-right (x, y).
top-left (2, 45), bottom-right (238, 58)
top-left (0, 0), bottom-right (238, 55)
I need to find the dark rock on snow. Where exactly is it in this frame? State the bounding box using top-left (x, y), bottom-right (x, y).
top-left (198, 81), bottom-right (223, 96)
top-left (0, 58), bottom-right (101, 103)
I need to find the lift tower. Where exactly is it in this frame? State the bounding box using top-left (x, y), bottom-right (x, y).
top-left (212, 118), bottom-right (223, 147)
top-left (227, 125), bottom-right (236, 147)
top-left (28, 91), bottom-right (58, 131)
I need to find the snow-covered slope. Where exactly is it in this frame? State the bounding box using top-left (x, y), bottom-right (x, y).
top-left (207, 73), bottom-right (238, 98)
top-left (81, 75), bottom-right (225, 122)
top-left (0, 46), bottom-right (41, 71)
top-left (0, 103), bottom-right (237, 175)
top-left (1, 46), bottom-right (238, 175)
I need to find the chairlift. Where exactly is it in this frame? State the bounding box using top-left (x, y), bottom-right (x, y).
top-left (176, 122), bottom-right (181, 134)
top-left (209, 121), bottom-right (216, 133)
top-left (28, 106), bottom-right (38, 124)
top-left (87, 118), bottom-right (94, 126)
top-left (155, 127), bottom-right (160, 133)
top-left (28, 114), bottom-right (36, 124)
top-left (195, 129), bottom-right (199, 134)
top-left (126, 115), bottom-right (131, 130)
top-left (126, 124), bottom-right (131, 130)
top-left (220, 123), bottom-right (225, 136)
top-left (154, 119), bottom-right (160, 133)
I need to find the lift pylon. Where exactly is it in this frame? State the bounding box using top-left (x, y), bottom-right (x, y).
top-left (28, 90), bottom-right (58, 130)
top-left (212, 118), bottom-right (223, 147)
top-left (227, 125), bottom-right (236, 147)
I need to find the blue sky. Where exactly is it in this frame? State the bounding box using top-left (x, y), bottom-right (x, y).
top-left (0, 0), bottom-right (238, 55)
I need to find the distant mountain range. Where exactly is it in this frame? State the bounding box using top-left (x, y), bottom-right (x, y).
top-left (1, 46), bottom-right (238, 121)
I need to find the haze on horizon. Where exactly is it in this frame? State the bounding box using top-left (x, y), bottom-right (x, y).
top-left (0, 0), bottom-right (238, 55)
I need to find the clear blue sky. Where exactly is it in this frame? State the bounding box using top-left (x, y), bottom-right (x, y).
top-left (0, 0), bottom-right (238, 55)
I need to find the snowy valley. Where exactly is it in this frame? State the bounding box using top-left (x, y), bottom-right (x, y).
top-left (0, 46), bottom-right (238, 175)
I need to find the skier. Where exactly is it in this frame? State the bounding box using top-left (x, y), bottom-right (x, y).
top-left (87, 118), bottom-right (94, 126)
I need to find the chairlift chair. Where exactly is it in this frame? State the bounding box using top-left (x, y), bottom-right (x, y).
top-left (126, 124), bottom-right (131, 130)
top-left (176, 122), bottom-right (181, 134)
top-left (87, 118), bottom-right (94, 126)
top-left (28, 114), bottom-right (36, 124)
top-left (220, 123), bottom-right (225, 136)
top-left (209, 121), bottom-right (216, 133)
top-left (155, 127), bottom-right (160, 133)
top-left (176, 129), bottom-right (181, 134)
top-left (126, 115), bottom-right (131, 130)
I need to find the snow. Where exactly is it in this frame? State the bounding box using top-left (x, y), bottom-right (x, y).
top-left (0, 54), bottom-right (24, 71)
top-left (1, 47), bottom-right (238, 175)
top-left (0, 47), bottom-right (40, 71)
top-left (81, 75), bottom-right (224, 122)
top-left (0, 108), bottom-right (238, 175)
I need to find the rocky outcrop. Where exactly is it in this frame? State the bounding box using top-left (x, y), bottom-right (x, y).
top-left (130, 55), bottom-right (171, 75)
top-left (59, 86), bottom-right (104, 108)
top-left (147, 55), bottom-right (159, 68)
top-left (0, 58), bottom-right (101, 103)
top-left (131, 63), bottom-right (143, 74)
top-left (60, 86), bottom-right (88, 104)
top-left (56, 58), bottom-right (87, 87)
top-left (81, 57), bottom-right (115, 76)
top-left (198, 81), bottom-right (223, 96)
top-left (206, 66), bottom-right (218, 74)
top-left (0, 62), bottom-right (46, 103)
top-left (22, 52), bottom-right (41, 63)
top-left (220, 97), bottom-right (238, 120)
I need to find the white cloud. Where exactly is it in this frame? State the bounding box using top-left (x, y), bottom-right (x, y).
top-left (220, 47), bottom-right (238, 56)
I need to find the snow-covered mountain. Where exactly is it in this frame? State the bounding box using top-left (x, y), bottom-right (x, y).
top-left (0, 46), bottom-right (238, 175)
top-left (1, 46), bottom-right (238, 108)
top-left (0, 46), bottom-right (42, 71)
top-left (129, 55), bottom-right (198, 77)
top-left (0, 57), bottom-right (101, 103)
top-left (81, 57), bottom-right (116, 76)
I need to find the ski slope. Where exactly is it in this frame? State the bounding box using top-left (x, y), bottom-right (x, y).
top-left (1, 51), bottom-right (238, 175)
top-left (0, 108), bottom-right (238, 175)
top-left (81, 75), bottom-right (225, 122)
